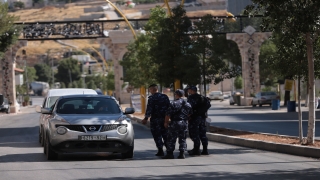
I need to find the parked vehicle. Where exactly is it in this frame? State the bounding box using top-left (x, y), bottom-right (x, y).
top-left (209, 91), bottom-right (224, 100)
top-left (229, 92), bottom-right (243, 105)
top-left (0, 96), bottom-right (20, 114)
top-left (37, 88), bottom-right (98, 147)
top-left (0, 97), bottom-right (10, 114)
top-left (36, 95), bottom-right (135, 160)
top-left (251, 91), bottom-right (279, 107)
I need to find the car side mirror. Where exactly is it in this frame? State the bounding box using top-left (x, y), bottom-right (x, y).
top-left (41, 107), bottom-right (52, 114)
top-left (35, 105), bottom-right (42, 113)
top-left (124, 107), bottom-right (135, 114)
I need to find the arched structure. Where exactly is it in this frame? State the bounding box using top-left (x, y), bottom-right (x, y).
top-left (227, 26), bottom-right (272, 105)
top-left (98, 30), bottom-right (135, 103)
top-left (0, 40), bottom-right (28, 113)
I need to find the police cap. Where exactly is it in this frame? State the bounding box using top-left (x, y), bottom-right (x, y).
top-left (148, 84), bottom-right (158, 88)
top-left (174, 89), bottom-right (184, 97)
top-left (187, 85), bottom-right (197, 92)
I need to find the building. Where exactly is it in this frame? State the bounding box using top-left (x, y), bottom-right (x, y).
top-left (7, 0), bottom-right (33, 8)
top-left (227, 0), bottom-right (252, 15)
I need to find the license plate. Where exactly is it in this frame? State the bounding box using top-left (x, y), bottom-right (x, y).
top-left (78, 135), bottom-right (107, 141)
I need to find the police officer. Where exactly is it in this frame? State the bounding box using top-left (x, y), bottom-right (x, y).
top-left (142, 84), bottom-right (170, 156)
top-left (163, 89), bottom-right (192, 159)
top-left (187, 86), bottom-right (210, 155)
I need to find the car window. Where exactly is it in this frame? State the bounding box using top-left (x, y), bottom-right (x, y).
top-left (56, 97), bottom-right (121, 114)
top-left (46, 96), bottom-right (60, 108)
top-left (266, 92), bottom-right (276, 95)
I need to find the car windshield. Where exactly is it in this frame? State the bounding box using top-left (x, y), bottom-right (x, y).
top-left (261, 92), bottom-right (277, 96)
top-left (56, 97), bottom-right (121, 114)
top-left (211, 92), bottom-right (222, 95)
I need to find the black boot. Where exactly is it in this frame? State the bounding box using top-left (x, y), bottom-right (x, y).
top-left (162, 151), bottom-right (174, 159)
top-left (188, 148), bottom-right (201, 156)
top-left (177, 151), bottom-right (185, 159)
top-left (187, 149), bottom-right (194, 153)
top-left (155, 148), bottom-right (164, 156)
top-left (201, 146), bottom-right (209, 155)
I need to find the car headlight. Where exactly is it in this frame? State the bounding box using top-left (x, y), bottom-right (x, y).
top-left (117, 126), bottom-right (127, 134)
top-left (116, 115), bottom-right (130, 123)
top-left (56, 126), bottom-right (68, 135)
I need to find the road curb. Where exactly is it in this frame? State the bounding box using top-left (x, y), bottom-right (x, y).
top-left (206, 133), bottom-right (320, 158)
top-left (129, 114), bottom-right (320, 159)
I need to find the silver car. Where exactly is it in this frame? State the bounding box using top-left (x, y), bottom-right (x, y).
top-left (37, 95), bottom-right (135, 160)
top-left (38, 88), bottom-right (98, 147)
top-left (251, 91), bottom-right (279, 107)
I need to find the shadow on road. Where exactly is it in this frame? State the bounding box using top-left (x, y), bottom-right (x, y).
top-left (73, 168), bottom-right (320, 180)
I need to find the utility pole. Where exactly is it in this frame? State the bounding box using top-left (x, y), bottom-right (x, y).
top-left (51, 58), bottom-right (54, 88)
top-left (24, 57), bottom-right (29, 97)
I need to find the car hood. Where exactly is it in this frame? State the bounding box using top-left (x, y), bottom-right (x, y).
top-left (56, 114), bottom-right (124, 125)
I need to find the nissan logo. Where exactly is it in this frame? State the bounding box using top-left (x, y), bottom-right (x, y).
top-left (88, 126), bottom-right (96, 131)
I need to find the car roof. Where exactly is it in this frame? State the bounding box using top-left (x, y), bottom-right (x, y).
top-left (46, 88), bottom-right (97, 97)
top-left (59, 94), bottom-right (115, 99)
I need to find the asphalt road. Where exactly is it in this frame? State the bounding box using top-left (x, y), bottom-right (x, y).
top-left (0, 107), bottom-right (320, 179)
top-left (209, 99), bottom-right (320, 138)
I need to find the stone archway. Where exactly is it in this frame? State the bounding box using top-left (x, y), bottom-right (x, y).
top-left (98, 31), bottom-right (135, 103)
top-left (227, 26), bottom-right (272, 106)
top-left (0, 40), bottom-right (28, 113)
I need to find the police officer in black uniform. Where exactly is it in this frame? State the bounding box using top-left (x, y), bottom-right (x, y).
top-left (187, 86), bottom-right (210, 156)
top-left (163, 89), bottom-right (193, 159)
top-left (142, 84), bottom-right (170, 156)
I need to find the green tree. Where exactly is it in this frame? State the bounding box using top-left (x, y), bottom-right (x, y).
top-left (13, 1), bottom-right (25, 8)
top-left (87, 80), bottom-right (96, 89)
top-left (106, 72), bottom-right (115, 91)
top-left (71, 81), bottom-right (78, 88)
top-left (245, 0), bottom-right (320, 144)
top-left (60, 82), bottom-right (66, 88)
top-left (34, 64), bottom-right (53, 83)
top-left (234, 76), bottom-right (243, 90)
top-left (150, 6), bottom-right (200, 86)
top-left (77, 79), bottom-right (84, 88)
top-left (121, 6), bottom-right (167, 88)
top-left (24, 67), bottom-right (38, 83)
top-left (121, 34), bottom-right (159, 87)
top-left (192, 15), bottom-right (242, 87)
top-left (0, 2), bottom-right (20, 59)
top-left (55, 58), bottom-right (81, 87)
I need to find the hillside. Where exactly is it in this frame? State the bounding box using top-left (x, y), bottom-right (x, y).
top-left (10, 1), bottom-right (230, 59)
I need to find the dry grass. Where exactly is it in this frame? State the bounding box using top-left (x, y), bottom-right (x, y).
top-left (187, 10), bottom-right (228, 17)
top-left (10, 5), bottom-right (94, 22)
top-left (15, 40), bottom-right (100, 56)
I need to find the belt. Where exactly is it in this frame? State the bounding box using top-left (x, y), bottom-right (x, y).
top-left (171, 119), bottom-right (187, 122)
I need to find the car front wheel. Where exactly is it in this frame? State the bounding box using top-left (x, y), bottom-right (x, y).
top-left (122, 141), bottom-right (134, 159)
top-left (45, 135), bottom-right (58, 160)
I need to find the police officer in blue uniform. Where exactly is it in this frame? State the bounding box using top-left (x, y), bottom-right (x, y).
top-left (187, 86), bottom-right (210, 156)
top-left (142, 84), bottom-right (170, 156)
top-left (163, 89), bottom-right (193, 159)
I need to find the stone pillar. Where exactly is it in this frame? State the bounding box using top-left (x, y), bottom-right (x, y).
top-left (1, 40), bottom-right (27, 113)
top-left (227, 26), bottom-right (272, 105)
top-left (97, 31), bottom-right (135, 103)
